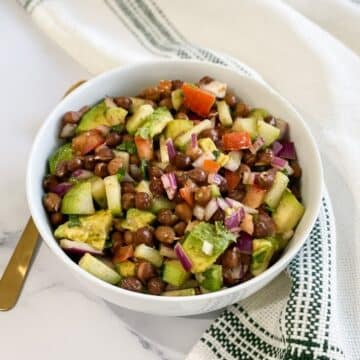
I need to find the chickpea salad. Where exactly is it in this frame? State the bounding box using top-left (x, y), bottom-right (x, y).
top-left (42, 76), bottom-right (304, 296)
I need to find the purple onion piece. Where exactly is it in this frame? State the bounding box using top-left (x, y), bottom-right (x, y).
top-left (271, 156), bottom-right (288, 170)
top-left (52, 182), bottom-right (73, 197)
top-left (217, 197), bottom-right (229, 211)
top-left (166, 139), bottom-right (176, 159)
top-left (205, 198), bottom-right (219, 220)
top-left (272, 141), bottom-right (283, 156)
top-left (278, 141), bottom-right (297, 160)
top-left (275, 118), bottom-right (289, 140)
top-left (236, 232), bottom-right (253, 254)
top-left (174, 243), bottom-right (192, 271)
top-left (191, 133), bottom-right (198, 149)
top-left (208, 173), bottom-right (223, 185)
top-left (72, 169), bottom-right (94, 180)
top-left (249, 137), bottom-right (265, 154)
top-left (224, 208), bottom-right (244, 230)
top-left (60, 239), bottom-right (103, 256)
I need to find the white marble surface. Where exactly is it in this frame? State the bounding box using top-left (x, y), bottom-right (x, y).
top-left (0, 2), bottom-right (213, 359)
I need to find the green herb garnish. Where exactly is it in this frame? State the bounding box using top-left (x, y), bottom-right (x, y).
top-left (111, 124), bottom-right (124, 133)
top-left (68, 215), bottom-right (81, 228)
top-left (140, 160), bottom-right (148, 180)
top-left (116, 140), bottom-right (137, 154)
top-left (117, 167), bottom-right (126, 182)
top-left (212, 150), bottom-right (221, 159)
top-left (265, 204), bottom-right (275, 214)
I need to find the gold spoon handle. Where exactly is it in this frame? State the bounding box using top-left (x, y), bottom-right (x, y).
top-left (0, 218), bottom-right (39, 311)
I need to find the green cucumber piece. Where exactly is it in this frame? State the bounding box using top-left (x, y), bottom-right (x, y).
top-left (161, 288), bottom-right (196, 296)
top-left (232, 117), bottom-right (258, 140)
top-left (210, 184), bottom-right (220, 198)
top-left (165, 119), bottom-right (193, 139)
top-left (134, 244), bottom-right (163, 267)
top-left (198, 264), bottom-right (223, 292)
top-left (136, 107), bottom-right (173, 138)
top-left (61, 182), bottom-right (95, 215)
top-left (105, 107), bottom-right (128, 126)
top-left (257, 120), bottom-right (280, 146)
top-left (79, 253), bottom-right (121, 284)
top-left (104, 175), bottom-right (122, 216)
top-left (264, 171), bottom-right (289, 208)
top-left (48, 143), bottom-right (73, 175)
top-left (216, 100), bottom-right (233, 127)
top-left (175, 120), bottom-right (212, 150)
top-left (126, 104), bottom-right (154, 135)
top-left (272, 189), bottom-right (305, 233)
top-left (151, 196), bottom-right (175, 214)
top-left (89, 176), bottom-right (107, 208)
top-left (163, 260), bottom-right (190, 286)
top-left (171, 89), bottom-right (184, 110)
top-left (249, 108), bottom-right (269, 120)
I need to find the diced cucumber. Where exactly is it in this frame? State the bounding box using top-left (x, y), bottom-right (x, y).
top-left (216, 100), bottom-right (233, 127)
top-left (105, 107), bottom-right (128, 126)
top-left (171, 89), bottom-right (184, 110)
top-left (134, 244), bottom-right (163, 267)
top-left (198, 138), bottom-right (217, 153)
top-left (165, 119), bottom-right (193, 139)
top-left (210, 184), bottom-right (220, 198)
top-left (175, 120), bottom-right (212, 150)
top-left (151, 196), bottom-right (175, 214)
top-left (126, 104), bottom-right (154, 134)
top-left (120, 209), bottom-right (156, 231)
top-left (161, 288), bottom-right (196, 297)
top-left (232, 117), bottom-right (258, 140)
top-left (61, 182), bottom-right (95, 215)
top-left (272, 189), bottom-right (305, 233)
top-left (163, 260), bottom-right (190, 286)
top-left (198, 264), bottom-right (223, 292)
top-left (136, 180), bottom-right (151, 195)
top-left (249, 108), bottom-right (269, 120)
top-left (115, 261), bottom-right (136, 277)
top-left (159, 135), bottom-right (169, 163)
top-left (104, 175), bottom-right (122, 216)
top-left (48, 143), bottom-right (73, 175)
top-left (257, 120), bottom-right (280, 146)
top-left (113, 150), bottom-right (130, 171)
top-left (129, 97), bottom-right (147, 113)
top-left (79, 253), bottom-right (121, 284)
top-left (89, 176), bottom-right (107, 208)
top-left (251, 239), bottom-right (275, 276)
top-left (136, 107), bottom-right (173, 138)
top-left (264, 171), bottom-right (289, 208)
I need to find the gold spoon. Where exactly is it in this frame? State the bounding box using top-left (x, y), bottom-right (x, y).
top-left (0, 80), bottom-right (86, 311)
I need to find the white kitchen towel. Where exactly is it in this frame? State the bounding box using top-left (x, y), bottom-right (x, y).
top-left (19, 0), bottom-right (360, 359)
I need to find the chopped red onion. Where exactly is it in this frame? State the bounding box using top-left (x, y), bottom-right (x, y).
top-left (272, 141), bottom-right (283, 156)
top-left (159, 244), bottom-right (178, 259)
top-left (275, 118), bottom-right (289, 140)
top-left (199, 80), bottom-right (227, 98)
top-left (236, 232), bottom-right (253, 254)
top-left (205, 198), bottom-right (219, 220)
top-left (208, 173), bottom-right (223, 185)
top-left (223, 151), bottom-right (242, 171)
top-left (249, 137), bottom-right (265, 154)
top-left (193, 205), bottom-right (205, 220)
top-left (53, 182), bottom-right (73, 197)
top-left (60, 239), bottom-right (103, 256)
top-left (225, 197), bottom-right (258, 214)
top-left (217, 198), bottom-right (229, 211)
top-left (242, 171), bottom-right (256, 185)
top-left (271, 156), bottom-right (288, 170)
top-left (278, 141), bottom-right (297, 160)
top-left (166, 139), bottom-right (176, 159)
top-left (161, 173), bottom-right (177, 200)
top-left (191, 133), bottom-right (198, 149)
top-left (192, 152), bottom-right (215, 168)
top-left (72, 169), bottom-right (94, 180)
top-left (60, 123), bottom-right (76, 138)
top-left (174, 243), bottom-right (192, 271)
top-left (225, 208), bottom-right (245, 230)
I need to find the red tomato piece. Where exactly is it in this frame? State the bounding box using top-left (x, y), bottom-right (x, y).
top-left (179, 187), bottom-right (194, 207)
top-left (113, 245), bottom-right (134, 263)
top-left (203, 159), bottom-right (221, 173)
top-left (134, 136), bottom-right (154, 160)
top-left (72, 130), bottom-right (105, 155)
top-left (181, 83), bottom-right (216, 117)
top-left (224, 170), bottom-right (241, 191)
top-left (222, 131), bottom-right (252, 151)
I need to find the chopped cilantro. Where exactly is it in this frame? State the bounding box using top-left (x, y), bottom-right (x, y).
top-left (265, 204), bottom-right (275, 214)
top-left (140, 160), bottom-right (148, 180)
top-left (68, 215), bottom-right (81, 228)
top-left (117, 167), bottom-right (126, 182)
top-left (111, 124), bottom-right (124, 133)
top-left (212, 150), bottom-right (221, 159)
top-left (116, 140), bottom-right (137, 154)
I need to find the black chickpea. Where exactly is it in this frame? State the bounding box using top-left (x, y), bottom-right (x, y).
top-left (174, 153), bottom-right (191, 170)
top-left (175, 202), bottom-right (193, 222)
top-left (114, 96), bottom-right (132, 110)
top-left (121, 277), bottom-right (143, 292)
top-left (94, 162), bottom-right (109, 177)
top-left (67, 157), bottom-right (83, 172)
top-left (154, 226), bottom-right (176, 244)
top-left (122, 182), bottom-right (136, 194)
top-left (134, 227), bottom-right (154, 246)
top-left (50, 212), bottom-right (64, 226)
top-left (194, 186), bottom-right (212, 206)
top-left (122, 193), bottom-right (135, 210)
top-left (83, 155), bottom-right (96, 170)
top-left (137, 262), bottom-right (156, 283)
top-left (43, 193), bottom-right (61, 213)
top-left (157, 209), bottom-right (177, 226)
top-left (222, 247), bottom-right (241, 269)
top-left (43, 175), bottom-right (58, 192)
top-left (150, 178), bottom-right (164, 196)
top-left (174, 221), bottom-right (187, 236)
top-left (135, 192), bottom-right (152, 210)
top-left (105, 132), bottom-right (122, 147)
top-left (147, 277), bottom-right (166, 295)
top-left (187, 168), bottom-right (207, 184)
top-left (123, 231), bottom-right (134, 245)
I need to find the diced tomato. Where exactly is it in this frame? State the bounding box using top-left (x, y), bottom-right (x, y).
top-left (72, 129), bottom-right (105, 155)
top-left (240, 213), bottom-right (254, 235)
top-left (113, 245), bottom-right (134, 263)
top-left (222, 131), bottom-right (252, 151)
top-left (203, 159), bottom-right (221, 173)
top-left (179, 187), bottom-right (194, 207)
top-left (134, 136), bottom-right (154, 160)
top-left (243, 185), bottom-right (267, 209)
top-left (224, 170), bottom-right (241, 191)
top-left (181, 83), bottom-right (215, 117)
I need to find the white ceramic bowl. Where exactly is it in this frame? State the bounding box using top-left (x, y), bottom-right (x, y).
top-left (27, 60), bottom-right (323, 316)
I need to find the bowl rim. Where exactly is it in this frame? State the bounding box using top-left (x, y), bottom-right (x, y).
top-left (26, 59), bottom-right (323, 303)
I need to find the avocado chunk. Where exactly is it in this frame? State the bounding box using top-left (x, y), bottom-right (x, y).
top-left (79, 253), bottom-right (121, 284)
top-left (163, 260), bottom-right (190, 286)
top-left (197, 264), bottom-right (223, 292)
top-left (165, 119), bottom-right (193, 139)
top-left (136, 107), bottom-right (173, 138)
top-left (257, 120), bottom-right (280, 146)
top-left (216, 100), bottom-right (233, 127)
top-left (126, 104), bottom-right (154, 134)
top-left (182, 222), bottom-right (236, 273)
top-left (55, 210), bottom-right (112, 250)
top-left (76, 101), bottom-right (127, 133)
top-left (272, 189), bottom-right (305, 233)
top-left (120, 208), bottom-right (156, 232)
top-left (115, 261), bottom-right (136, 277)
top-left (232, 117), bottom-right (258, 140)
top-left (175, 119), bottom-right (212, 150)
top-left (104, 175), bottom-right (122, 216)
top-left (48, 143), bottom-right (73, 175)
top-left (171, 89), bottom-right (184, 110)
top-left (129, 97), bottom-right (147, 113)
top-left (61, 182), bottom-right (95, 215)
top-left (251, 238), bottom-right (275, 276)
top-left (264, 171), bottom-right (289, 208)
top-left (161, 288), bottom-right (196, 296)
